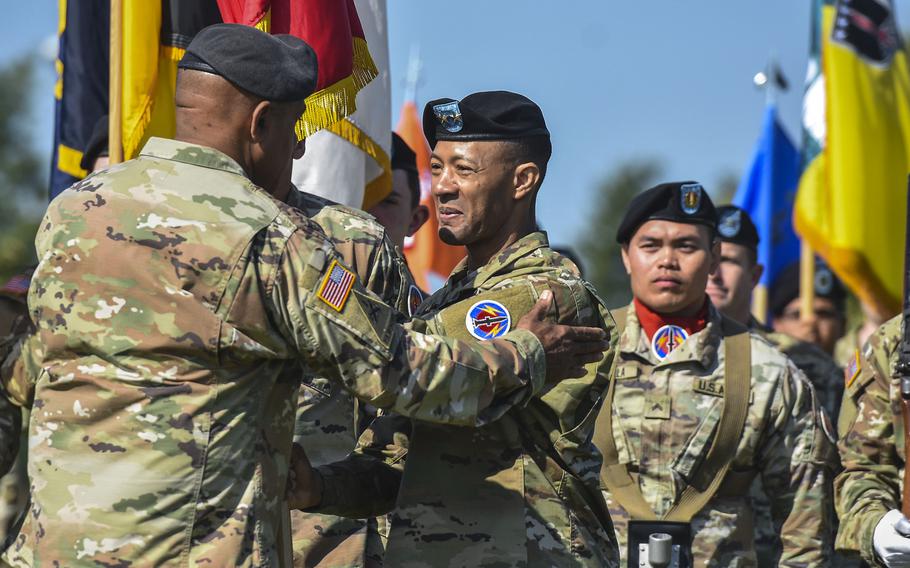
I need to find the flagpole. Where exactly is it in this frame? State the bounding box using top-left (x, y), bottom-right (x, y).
top-left (749, 56), bottom-right (784, 324)
top-left (800, 241), bottom-right (816, 322)
top-left (108, 0), bottom-right (123, 165)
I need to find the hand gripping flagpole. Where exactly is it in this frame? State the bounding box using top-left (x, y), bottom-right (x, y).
top-left (108, 0), bottom-right (123, 165)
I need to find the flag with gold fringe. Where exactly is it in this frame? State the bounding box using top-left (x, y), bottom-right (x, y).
top-left (288, 0), bottom-right (391, 209)
top-left (121, 1), bottom-right (222, 161)
top-left (397, 99), bottom-right (466, 291)
top-left (794, 0), bottom-right (910, 318)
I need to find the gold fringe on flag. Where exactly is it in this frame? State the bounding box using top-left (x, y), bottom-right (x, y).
top-left (327, 117), bottom-right (392, 209)
top-left (296, 37), bottom-right (378, 140)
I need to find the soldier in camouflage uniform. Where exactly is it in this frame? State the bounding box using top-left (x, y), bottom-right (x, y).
top-left (835, 315), bottom-right (910, 566)
top-left (290, 91), bottom-right (621, 567)
top-left (0, 272), bottom-right (31, 548)
top-left (0, 27), bottom-right (608, 567)
top-left (285, 183), bottom-right (417, 567)
top-left (597, 183), bottom-right (836, 567)
top-left (707, 205), bottom-right (845, 566)
top-left (707, 205), bottom-right (844, 419)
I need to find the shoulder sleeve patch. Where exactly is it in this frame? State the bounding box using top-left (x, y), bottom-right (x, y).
top-left (434, 283), bottom-right (537, 342)
top-left (845, 349), bottom-right (860, 388)
top-left (317, 259), bottom-right (356, 312)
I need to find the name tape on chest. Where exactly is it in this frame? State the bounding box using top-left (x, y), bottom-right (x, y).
top-left (317, 260), bottom-right (356, 312)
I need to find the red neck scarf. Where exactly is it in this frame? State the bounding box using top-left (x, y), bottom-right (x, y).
top-left (633, 297), bottom-right (710, 341)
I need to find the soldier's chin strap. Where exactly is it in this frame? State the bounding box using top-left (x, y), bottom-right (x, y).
top-left (592, 307), bottom-right (751, 522)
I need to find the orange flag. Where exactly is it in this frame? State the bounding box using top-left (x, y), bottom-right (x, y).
top-left (397, 100), bottom-right (465, 290)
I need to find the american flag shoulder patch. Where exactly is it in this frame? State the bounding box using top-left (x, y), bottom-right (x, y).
top-left (317, 260), bottom-right (356, 312)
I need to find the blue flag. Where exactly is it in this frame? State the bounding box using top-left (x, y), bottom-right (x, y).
top-left (50, 0), bottom-right (109, 199)
top-left (733, 105), bottom-right (802, 293)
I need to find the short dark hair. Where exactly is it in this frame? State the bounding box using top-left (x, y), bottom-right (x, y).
top-left (391, 132), bottom-right (421, 209)
top-left (403, 169), bottom-right (421, 209)
top-left (503, 136), bottom-right (552, 189)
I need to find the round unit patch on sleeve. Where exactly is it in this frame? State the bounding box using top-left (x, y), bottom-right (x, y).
top-left (407, 284), bottom-right (423, 317)
top-left (465, 300), bottom-right (512, 340)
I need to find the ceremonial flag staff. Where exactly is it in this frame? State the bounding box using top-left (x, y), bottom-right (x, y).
top-left (749, 57), bottom-right (794, 322)
top-left (108, 0), bottom-right (123, 165)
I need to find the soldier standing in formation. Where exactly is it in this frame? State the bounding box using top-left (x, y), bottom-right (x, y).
top-left (836, 315), bottom-right (910, 566)
top-left (367, 133), bottom-right (430, 252)
top-left (0, 25), bottom-right (609, 566)
top-left (706, 204), bottom-right (848, 566)
top-left (707, 205), bottom-right (843, 421)
top-left (287, 90), bottom-right (622, 566)
top-left (594, 183), bottom-right (837, 566)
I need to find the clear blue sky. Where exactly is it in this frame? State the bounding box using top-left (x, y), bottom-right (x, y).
top-left (4, 1), bottom-right (910, 249)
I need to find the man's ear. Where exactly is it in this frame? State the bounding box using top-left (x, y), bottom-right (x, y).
top-left (408, 204), bottom-right (430, 237)
top-left (250, 100), bottom-right (272, 143)
top-left (513, 162), bottom-right (540, 201)
top-left (750, 263), bottom-right (765, 290)
top-left (708, 238), bottom-right (721, 274)
top-left (620, 243), bottom-right (632, 275)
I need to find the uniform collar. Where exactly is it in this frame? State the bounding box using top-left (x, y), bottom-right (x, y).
top-left (140, 137), bottom-right (249, 179)
top-left (419, 231), bottom-right (554, 315)
top-left (447, 231), bottom-right (551, 290)
top-left (619, 300), bottom-right (724, 368)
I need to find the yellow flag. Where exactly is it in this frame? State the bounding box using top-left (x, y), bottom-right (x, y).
top-left (795, 0), bottom-right (910, 318)
top-left (120, 2), bottom-right (222, 160)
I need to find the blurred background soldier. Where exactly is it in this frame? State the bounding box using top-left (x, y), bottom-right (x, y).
top-left (366, 133), bottom-right (429, 252)
top-left (770, 259), bottom-right (847, 358)
top-left (707, 204), bottom-right (846, 565)
top-left (708, 205), bottom-right (843, 419)
top-left (0, 271), bottom-right (31, 548)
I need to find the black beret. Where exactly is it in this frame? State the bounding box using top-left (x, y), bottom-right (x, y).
top-left (178, 24), bottom-right (317, 102)
top-left (716, 205), bottom-right (759, 250)
top-left (422, 91), bottom-right (551, 154)
top-left (616, 181), bottom-right (717, 243)
top-left (80, 115), bottom-right (109, 171)
top-left (770, 260), bottom-right (846, 316)
top-left (391, 132), bottom-right (418, 174)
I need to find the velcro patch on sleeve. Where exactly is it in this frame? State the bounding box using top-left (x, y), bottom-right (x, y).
top-left (845, 350), bottom-right (861, 388)
top-left (317, 259), bottom-right (356, 312)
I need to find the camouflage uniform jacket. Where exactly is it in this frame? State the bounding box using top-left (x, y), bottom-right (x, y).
top-left (285, 188), bottom-right (416, 568)
top-left (747, 318), bottom-right (847, 567)
top-left (601, 303), bottom-right (835, 567)
top-left (0, 138), bottom-right (549, 567)
top-left (835, 315), bottom-right (902, 566)
top-left (751, 317), bottom-right (844, 422)
top-left (314, 232), bottom-right (622, 567)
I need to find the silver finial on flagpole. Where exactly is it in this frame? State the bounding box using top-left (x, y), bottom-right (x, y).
top-left (754, 54), bottom-right (789, 105)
